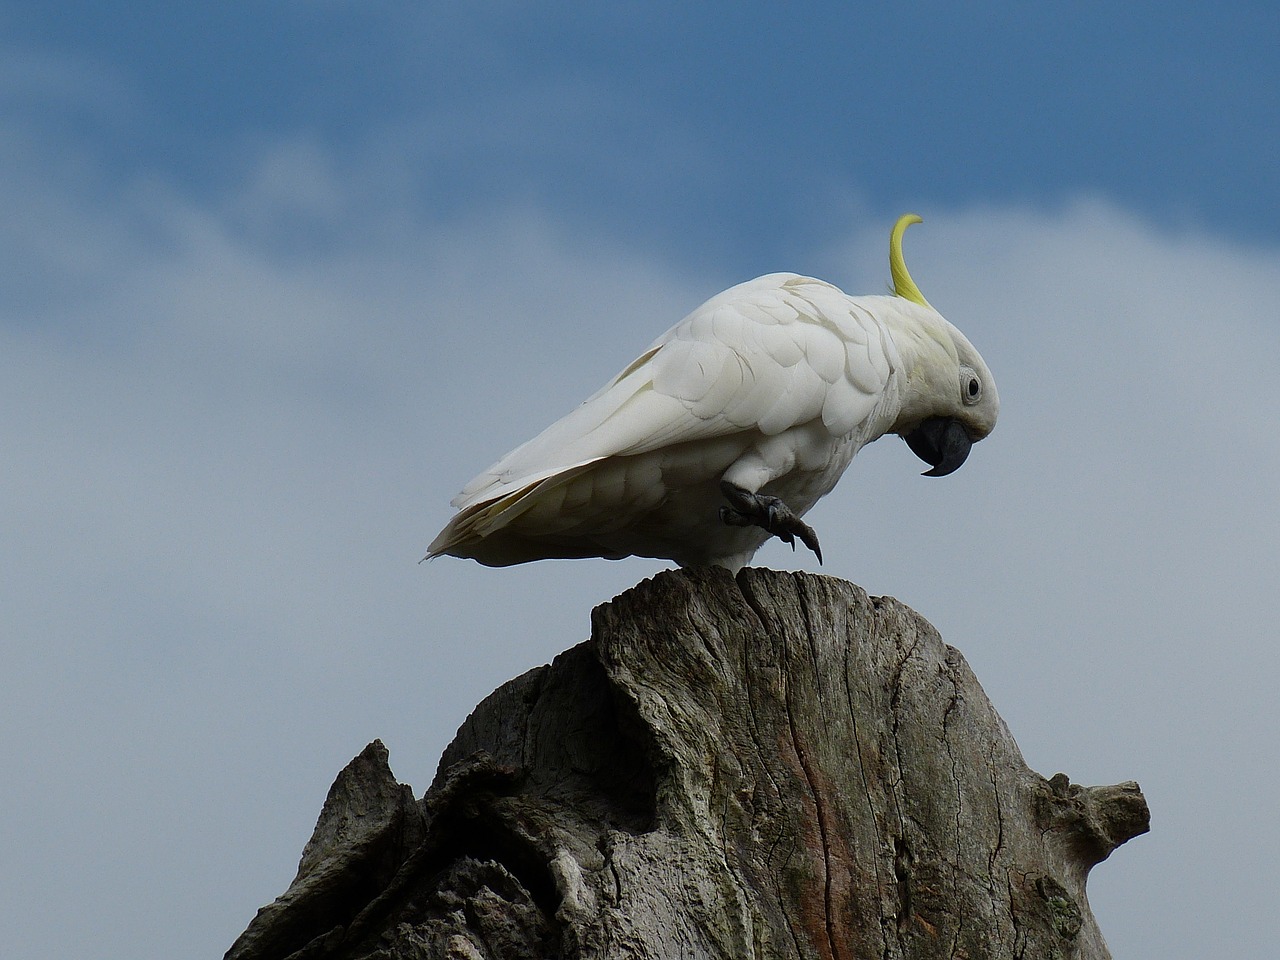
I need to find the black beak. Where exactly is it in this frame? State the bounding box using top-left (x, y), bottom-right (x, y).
top-left (903, 417), bottom-right (973, 477)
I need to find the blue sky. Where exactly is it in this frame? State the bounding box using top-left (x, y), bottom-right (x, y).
top-left (9, 3), bottom-right (1280, 263)
top-left (3, 4), bottom-right (1278, 959)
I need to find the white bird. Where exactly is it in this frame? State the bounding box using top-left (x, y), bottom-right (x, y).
top-left (427, 215), bottom-right (998, 572)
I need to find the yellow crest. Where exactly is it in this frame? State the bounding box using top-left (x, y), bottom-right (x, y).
top-left (890, 213), bottom-right (931, 308)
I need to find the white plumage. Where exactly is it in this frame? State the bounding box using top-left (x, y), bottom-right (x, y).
top-left (428, 216), bottom-right (998, 571)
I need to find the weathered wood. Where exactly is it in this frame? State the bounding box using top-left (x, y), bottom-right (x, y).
top-left (226, 567), bottom-right (1148, 960)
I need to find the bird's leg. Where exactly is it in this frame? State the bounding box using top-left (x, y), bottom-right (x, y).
top-left (718, 480), bottom-right (823, 563)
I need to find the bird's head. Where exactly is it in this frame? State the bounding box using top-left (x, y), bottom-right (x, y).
top-left (883, 214), bottom-right (999, 477)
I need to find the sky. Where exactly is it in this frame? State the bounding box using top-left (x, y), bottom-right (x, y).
top-left (2, 3), bottom-right (1278, 958)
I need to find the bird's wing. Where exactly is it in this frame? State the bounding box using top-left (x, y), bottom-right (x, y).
top-left (449, 274), bottom-right (895, 514)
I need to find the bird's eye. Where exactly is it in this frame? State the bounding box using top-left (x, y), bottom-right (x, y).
top-left (960, 367), bottom-right (982, 405)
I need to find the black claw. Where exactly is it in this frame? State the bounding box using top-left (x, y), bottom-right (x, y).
top-left (718, 481), bottom-right (823, 563)
top-left (798, 526), bottom-right (823, 565)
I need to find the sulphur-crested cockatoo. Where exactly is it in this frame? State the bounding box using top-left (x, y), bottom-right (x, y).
top-left (427, 215), bottom-right (997, 572)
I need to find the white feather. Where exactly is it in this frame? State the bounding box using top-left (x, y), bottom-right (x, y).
top-left (428, 269), bottom-right (997, 570)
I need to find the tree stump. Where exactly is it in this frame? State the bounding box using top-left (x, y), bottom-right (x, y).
top-left (225, 567), bottom-right (1148, 960)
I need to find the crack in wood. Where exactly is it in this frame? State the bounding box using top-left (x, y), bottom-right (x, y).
top-left (780, 632), bottom-right (842, 959)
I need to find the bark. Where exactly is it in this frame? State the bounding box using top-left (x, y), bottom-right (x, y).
top-left (226, 567), bottom-right (1149, 960)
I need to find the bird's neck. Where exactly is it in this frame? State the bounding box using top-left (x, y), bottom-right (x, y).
top-left (878, 303), bottom-right (958, 434)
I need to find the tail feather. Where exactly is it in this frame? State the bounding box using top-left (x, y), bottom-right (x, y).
top-left (426, 462), bottom-right (600, 561)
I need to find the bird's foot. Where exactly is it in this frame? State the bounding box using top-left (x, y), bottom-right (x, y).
top-left (718, 480), bottom-right (823, 563)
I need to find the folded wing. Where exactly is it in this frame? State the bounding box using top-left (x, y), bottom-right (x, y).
top-left (428, 274), bottom-right (894, 559)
